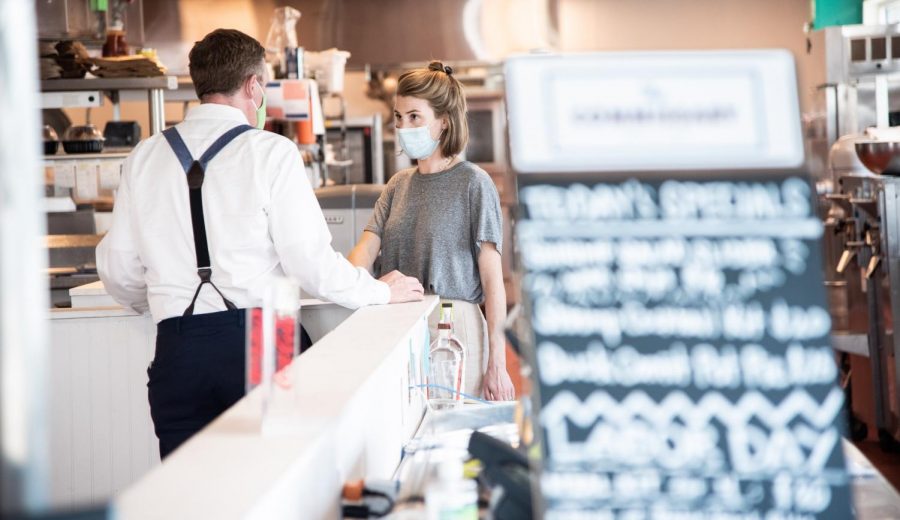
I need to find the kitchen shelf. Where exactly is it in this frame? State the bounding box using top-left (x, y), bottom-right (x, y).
top-left (43, 150), bottom-right (131, 161)
top-left (41, 76), bottom-right (178, 135)
top-left (41, 76), bottom-right (177, 92)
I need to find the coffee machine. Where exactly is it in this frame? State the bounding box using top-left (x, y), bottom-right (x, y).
top-left (807, 24), bottom-right (900, 449)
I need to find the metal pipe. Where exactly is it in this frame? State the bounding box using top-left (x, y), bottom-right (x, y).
top-left (111, 90), bottom-right (121, 121)
top-left (148, 88), bottom-right (166, 134)
top-left (875, 75), bottom-right (889, 129)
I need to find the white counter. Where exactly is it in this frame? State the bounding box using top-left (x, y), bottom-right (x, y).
top-left (110, 296), bottom-right (436, 519)
top-left (48, 280), bottom-right (435, 516)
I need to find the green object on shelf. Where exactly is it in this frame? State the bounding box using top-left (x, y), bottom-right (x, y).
top-left (90, 0), bottom-right (108, 12)
top-left (813, 0), bottom-right (862, 29)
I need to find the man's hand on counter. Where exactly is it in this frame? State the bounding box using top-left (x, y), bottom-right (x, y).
top-left (380, 270), bottom-right (425, 303)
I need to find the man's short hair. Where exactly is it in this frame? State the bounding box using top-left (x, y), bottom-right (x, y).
top-left (189, 29), bottom-right (265, 99)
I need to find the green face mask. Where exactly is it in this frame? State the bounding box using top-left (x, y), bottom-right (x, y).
top-left (253, 81), bottom-right (267, 129)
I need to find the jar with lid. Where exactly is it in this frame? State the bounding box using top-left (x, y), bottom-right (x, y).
top-left (102, 24), bottom-right (128, 57)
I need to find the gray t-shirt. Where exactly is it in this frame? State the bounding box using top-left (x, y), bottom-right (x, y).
top-left (365, 161), bottom-right (503, 303)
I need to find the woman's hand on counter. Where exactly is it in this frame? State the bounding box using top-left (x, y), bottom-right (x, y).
top-left (380, 270), bottom-right (425, 303)
top-left (482, 360), bottom-right (515, 401)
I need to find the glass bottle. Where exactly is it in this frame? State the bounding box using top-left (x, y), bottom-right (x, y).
top-left (440, 301), bottom-right (454, 325)
top-left (439, 301), bottom-right (466, 355)
top-left (428, 322), bottom-right (466, 410)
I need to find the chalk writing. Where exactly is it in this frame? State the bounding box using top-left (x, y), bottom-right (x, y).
top-left (520, 180), bottom-right (658, 221)
top-left (519, 177), bottom-right (851, 518)
top-left (537, 341), bottom-right (836, 390)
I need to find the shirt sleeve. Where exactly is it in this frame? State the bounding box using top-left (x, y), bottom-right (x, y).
top-left (469, 172), bottom-right (503, 255)
top-left (364, 174), bottom-right (397, 237)
top-left (266, 144), bottom-right (390, 308)
top-left (95, 158), bottom-right (150, 314)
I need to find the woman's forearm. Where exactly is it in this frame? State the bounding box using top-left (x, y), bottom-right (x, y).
top-left (478, 243), bottom-right (515, 400)
top-left (485, 289), bottom-right (507, 364)
top-left (347, 246), bottom-right (372, 272)
top-left (479, 245), bottom-right (507, 364)
top-left (347, 231), bottom-right (381, 274)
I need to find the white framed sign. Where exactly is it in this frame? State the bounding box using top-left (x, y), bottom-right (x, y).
top-left (505, 50), bottom-right (805, 173)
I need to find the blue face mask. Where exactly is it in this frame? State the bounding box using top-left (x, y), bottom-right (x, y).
top-left (397, 125), bottom-right (439, 160)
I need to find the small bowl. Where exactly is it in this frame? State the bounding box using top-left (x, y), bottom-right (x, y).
top-left (43, 125), bottom-right (59, 154)
top-left (43, 124), bottom-right (58, 141)
top-left (62, 140), bottom-right (104, 154)
top-left (855, 140), bottom-right (900, 175)
top-left (62, 124), bottom-right (104, 154)
top-left (64, 124), bottom-right (104, 141)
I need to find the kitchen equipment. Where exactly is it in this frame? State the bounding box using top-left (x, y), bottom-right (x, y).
top-left (43, 125), bottom-right (59, 155)
top-left (305, 49), bottom-right (350, 94)
top-left (314, 184), bottom-right (383, 257)
top-left (805, 24), bottom-right (900, 181)
top-left (829, 134), bottom-right (872, 179)
top-left (45, 226), bottom-right (101, 308)
top-left (63, 124), bottom-right (105, 153)
top-left (855, 140), bottom-right (900, 175)
top-left (36, 0), bottom-right (145, 45)
top-left (828, 173), bottom-right (900, 451)
top-left (806, 24), bottom-right (900, 449)
top-left (47, 208), bottom-right (95, 235)
top-left (103, 120), bottom-right (141, 147)
top-left (324, 115), bottom-right (384, 184)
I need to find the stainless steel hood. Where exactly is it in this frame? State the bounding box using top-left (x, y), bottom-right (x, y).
top-left (282, 0), bottom-right (558, 67)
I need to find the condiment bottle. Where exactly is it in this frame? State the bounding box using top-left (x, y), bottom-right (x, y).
top-left (102, 24), bottom-right (128, 57)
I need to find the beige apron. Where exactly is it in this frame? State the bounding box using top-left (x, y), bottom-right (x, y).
top-left (427, 300), bottom-right (489, 398)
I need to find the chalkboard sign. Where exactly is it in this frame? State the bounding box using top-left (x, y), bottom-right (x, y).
top-left (507, 52), bottom-right (854, 519)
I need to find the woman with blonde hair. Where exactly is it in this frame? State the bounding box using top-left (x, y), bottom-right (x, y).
top-left (348, 61), bottom-right (514, 400)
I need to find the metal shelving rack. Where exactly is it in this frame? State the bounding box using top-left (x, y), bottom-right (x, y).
top-left (40, 76), bottom-right (178, 135)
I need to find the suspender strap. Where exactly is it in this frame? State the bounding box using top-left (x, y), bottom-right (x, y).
top-left (162, 124), bottom-right (255, 316)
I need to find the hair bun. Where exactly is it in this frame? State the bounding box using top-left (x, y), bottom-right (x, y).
top-left (427, 61), bottom-right (453, 76)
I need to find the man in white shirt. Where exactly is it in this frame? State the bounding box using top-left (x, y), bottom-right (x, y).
top-left (96, 29), bottom-right (423, 458)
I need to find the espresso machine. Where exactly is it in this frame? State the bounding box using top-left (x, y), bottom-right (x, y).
top-left (827, 166), bottom-right (900, 449)
top-left (807, 24), bottom-right (900, 449)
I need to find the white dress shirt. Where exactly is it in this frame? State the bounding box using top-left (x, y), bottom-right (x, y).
top-left (96, 103), bottom-right (390, 322)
